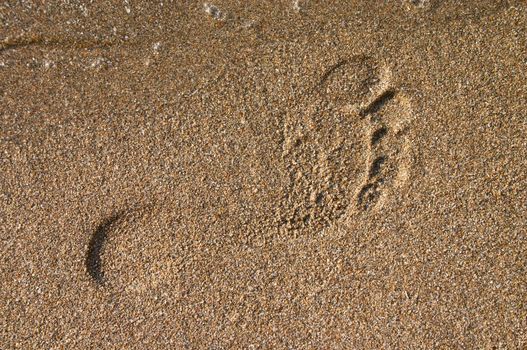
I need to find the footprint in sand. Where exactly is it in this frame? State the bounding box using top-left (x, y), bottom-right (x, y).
top-left (280, 55), bottom-right (415, 234)
top-left (85, 55), bottom-right (415, 288)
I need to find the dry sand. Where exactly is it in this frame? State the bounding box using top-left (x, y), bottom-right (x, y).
top-left (1, 0), bottom-right (526, 348)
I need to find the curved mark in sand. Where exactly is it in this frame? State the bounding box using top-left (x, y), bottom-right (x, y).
top-left (86, 213), bottom-right (121, 284)
top-left (85, 206), bottom-right (182, 298)
top-left (0, 35), bottom-right (118, 54)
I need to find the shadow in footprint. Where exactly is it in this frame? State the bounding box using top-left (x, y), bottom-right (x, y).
top-left (371, 127), bottom-right (387, 145)
top-left (85, 213), bottom-right (121, 284)
top-left (359, 90), bottom-right (396, 117)
top-left (369, 156), bottom-right (387, 178)
top-left (357, 182), bottom-right (380, 210)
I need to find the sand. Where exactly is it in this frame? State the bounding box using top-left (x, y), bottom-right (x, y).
top-left (1, 0), bottom-right (526, 348)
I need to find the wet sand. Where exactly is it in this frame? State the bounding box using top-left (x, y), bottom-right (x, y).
top-left (1, 1), bottom-right (526, 348)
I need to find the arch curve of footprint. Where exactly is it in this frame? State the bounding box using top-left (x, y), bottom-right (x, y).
top-left (86, 205), bottom-right (189, 300)
top-left (85, 54), bottom-right (416, 289)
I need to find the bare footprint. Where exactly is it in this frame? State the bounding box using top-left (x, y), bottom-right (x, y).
top-left (280, 55), bottom-right (415, 234)
top-left (279, 57), bottom-right (378, 234)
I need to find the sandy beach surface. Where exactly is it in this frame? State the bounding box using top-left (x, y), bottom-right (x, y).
top-left (1, 1), bottom-right (526, 348)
